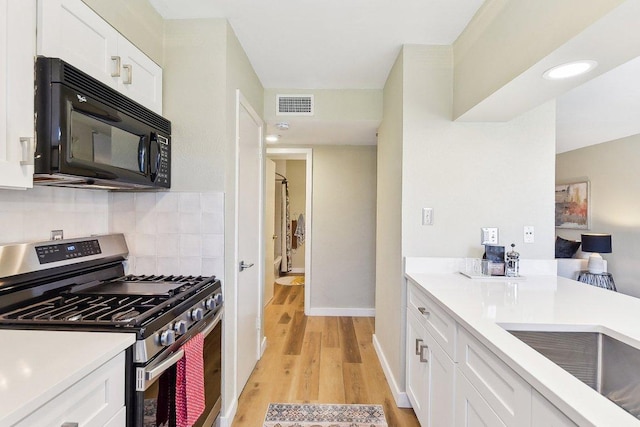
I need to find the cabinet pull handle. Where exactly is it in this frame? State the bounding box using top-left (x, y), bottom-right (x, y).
top-left (19, 137), bottom-right (34, 166)
top-left (415, 338), bottom-right (423, 355)
top-left (123, 64), bottom-right (133, 84)
top-left (111, 56), bottom-right (121, 77)
top-left (418, 307), bottom-right (430, 317)
top-left (419, 344), bottom-right (429, 363)
top-left (61, 423), bottom-right (79, 427)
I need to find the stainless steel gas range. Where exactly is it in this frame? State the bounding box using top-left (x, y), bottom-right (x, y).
top-left (0, 234), bottom-right (222, 427)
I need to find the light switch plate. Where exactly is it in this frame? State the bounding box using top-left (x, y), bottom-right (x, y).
top-left (481, 227), bottom-right (498, 245)
top-left (422, 208), bottom-right (433, 225)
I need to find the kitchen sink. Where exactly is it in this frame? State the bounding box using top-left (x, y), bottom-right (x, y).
top-left (506, 330), bottom-right (640, 419)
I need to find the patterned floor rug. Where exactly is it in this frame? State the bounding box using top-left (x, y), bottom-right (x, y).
top-left (263, 403), bottom-right (387, 427)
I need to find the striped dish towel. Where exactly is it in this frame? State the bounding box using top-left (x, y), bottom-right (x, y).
top-left (176, 333), bottom-right (205, 427)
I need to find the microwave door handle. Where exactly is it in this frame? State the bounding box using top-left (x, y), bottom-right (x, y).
top-left (138, 138), bottom-right (146, 173)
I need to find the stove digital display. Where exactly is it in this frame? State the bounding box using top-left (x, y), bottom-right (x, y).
top-left (35, 240), bottom-right (102, 264)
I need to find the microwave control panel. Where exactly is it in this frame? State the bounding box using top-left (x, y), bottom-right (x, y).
top-left (156, 134), bottom-right (170, 187)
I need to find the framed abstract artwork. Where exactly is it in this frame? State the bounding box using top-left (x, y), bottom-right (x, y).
top-left (555, 181), bottom-right (590, 229)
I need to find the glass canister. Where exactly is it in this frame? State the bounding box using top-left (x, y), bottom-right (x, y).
top-left (505, 243), bottom-right (520, 277)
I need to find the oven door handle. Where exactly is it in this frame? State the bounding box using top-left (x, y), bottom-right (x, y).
top-left (144, 349), bottom-right (184, 383)
top-left (200, 308), bottom-right (223, 338)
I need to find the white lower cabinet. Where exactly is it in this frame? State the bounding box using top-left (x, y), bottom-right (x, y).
top-left (14, 352), bottom-right (126, 427)
top-left (531, 391), bottom-right (577, 427)
top-left (455, 370), bottom-right (506, 427)
top-left (456, 328), bottom-right (531, 426)
top-left (406, 282), bottom-right (455, 427)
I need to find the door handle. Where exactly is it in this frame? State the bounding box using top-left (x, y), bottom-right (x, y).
top-left (415, 338), bottom-right (423, 355)
top-left (239, 261), bottom-right (254, 272)
top-left (19, 137), bottom-right (34, 166)
top-left (419, 345), bottom-right (429, 363)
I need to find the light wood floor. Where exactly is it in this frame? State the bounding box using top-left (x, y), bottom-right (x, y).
top-left (232, 282), bottom-right (420, 426)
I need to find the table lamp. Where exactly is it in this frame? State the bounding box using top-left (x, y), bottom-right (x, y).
top-left (581, 233), bottom-right (612, 274)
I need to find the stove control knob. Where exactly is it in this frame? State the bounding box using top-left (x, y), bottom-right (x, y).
top-left (214, 293), bottom-right (223, 306)
top-left (190, 308), bottom-right (204, 321)
top-left (204, 297), bottom-right (216, 310)
top-left (173, 320), bottom-right (188, 335)
top-left (159, 329), bottom-right (176, 346)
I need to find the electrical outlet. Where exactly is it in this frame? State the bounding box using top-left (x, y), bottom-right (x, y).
top-left (422, 208), bottom-right (433, 225)
top-left (481, 227), bottom-right (499, 245)
top-left (50, 230), bottom-right (64, 241)
top-left (524, 226), bottom-right (535, 243)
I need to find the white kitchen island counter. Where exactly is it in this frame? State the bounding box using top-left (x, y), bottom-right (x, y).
top-left (405, 258), bottom-right (640, 426)
top-left (0, 329), bottom-right (135, 426)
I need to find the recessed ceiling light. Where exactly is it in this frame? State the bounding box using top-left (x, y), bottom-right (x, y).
top-left (543, 60), bottom-right (598, 80)
top-left (265, 134), bottom-right (279, 142)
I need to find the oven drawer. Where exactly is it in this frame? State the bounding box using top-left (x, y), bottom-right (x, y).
top-left (14, 352), bottom-right (125, 427)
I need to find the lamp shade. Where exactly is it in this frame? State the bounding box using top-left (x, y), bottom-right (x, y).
top-left (581, 234), bottom-right (612, 254)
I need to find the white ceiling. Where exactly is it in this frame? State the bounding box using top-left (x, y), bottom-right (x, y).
top-left (150, 0), bottom-right (640, 152)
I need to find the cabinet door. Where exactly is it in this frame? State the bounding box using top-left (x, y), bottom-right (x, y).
top-left (406, 311), bottom-right (430, 426)
top-left (0, 0), bottom-right (35, 189)
top-left (37, 0), bottom-right (119, 88)
top-left (428, 331), bottom-right (455, 426)
top-left (456, 371), bottom-right (506, 427)
top-left (117, 37), bottom-right (163, 114)
top-left (407, 310), bottom-right (455, 427)
top-left (531, 391), bottom-right (577, 427)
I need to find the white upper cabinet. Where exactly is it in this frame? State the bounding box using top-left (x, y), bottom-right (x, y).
top-left (37, 0), bottom-right (163, 114)
top-left (0, 0), bottom-right (36, 190)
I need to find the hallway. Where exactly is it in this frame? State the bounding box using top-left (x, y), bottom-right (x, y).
top-left (232, 283), bottom-right (420, 426)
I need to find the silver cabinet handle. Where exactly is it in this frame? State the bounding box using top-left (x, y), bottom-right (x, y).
top-left (239, 261), bottom-right (254, 271)
top-left (123, 64), bottom-right (133, 84)
top-left (415, 338), bottom-right (423, 355)
top-left (111, 56), bottom-right (121, 77)
top-left (418, 307), bottom-right (430, 317)
top-left (61, 423), bottom-right (79, 427)
top-left (19, 137), bottom-right (34, 166)
top-left (419, 344), bottom-right (429, 363)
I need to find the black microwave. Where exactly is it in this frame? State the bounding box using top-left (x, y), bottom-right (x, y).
top-left (34, 57), bottom-right (171, 190)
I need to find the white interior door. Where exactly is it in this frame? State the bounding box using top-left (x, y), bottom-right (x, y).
top-left (264, 159), bottom-right (276, 306)
top-left (235, 91), bottom-right (263, 393)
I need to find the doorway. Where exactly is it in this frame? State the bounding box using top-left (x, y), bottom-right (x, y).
top-left (264, 148), bottom-right (313, 315)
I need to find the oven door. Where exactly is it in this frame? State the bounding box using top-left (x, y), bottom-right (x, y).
top-left (134, 309), bottom-right (222, 427)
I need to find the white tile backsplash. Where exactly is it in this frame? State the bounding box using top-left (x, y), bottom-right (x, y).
top-left (0, 187), bottom-right (109, 244)
top-left (108, 192), bottom-right (224, 279)
top-left (0, 188), bottom-right (225, 280)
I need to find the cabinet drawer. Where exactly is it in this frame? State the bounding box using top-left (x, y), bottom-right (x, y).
top-left (531, 390), bottom-right (577, 427)
top-left (457, 328), bottom-right (531, 426)
top-left (408, 281), bottom-right (456, 359)
top-left (455, 370), bottom-right (506, 427)
top-left (14, 352), bottom-right (125, 427)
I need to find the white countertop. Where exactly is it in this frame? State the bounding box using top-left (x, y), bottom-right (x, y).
top-left (0, 330), bottom-right (135, 426)
top-left (405, 259), bottom-right (640, 426)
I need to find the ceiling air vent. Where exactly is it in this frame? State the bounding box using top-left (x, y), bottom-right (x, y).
top-left (276, 94), bottom-right (314, 116)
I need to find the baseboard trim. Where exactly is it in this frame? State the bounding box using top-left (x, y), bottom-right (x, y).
top-left (219, 397), bottom-right (237, 427)
top-left (260, 336), bottom-right (267, 357)
top-left (372, 334), bottom-right (411, 408)
top-left (307, 307), bottom-right (375, 317)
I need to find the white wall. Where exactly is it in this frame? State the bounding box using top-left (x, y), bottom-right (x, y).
top-left (287, 160), bottom-right (306, 270)
top-left (374, 48), bottom-right (405, 398)
top-left (556, 134), bottom-right (640, 297)
top-left (375, 45), bottom-right (556, 403)
top-left (310, 145), bottom-right (377, 314)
